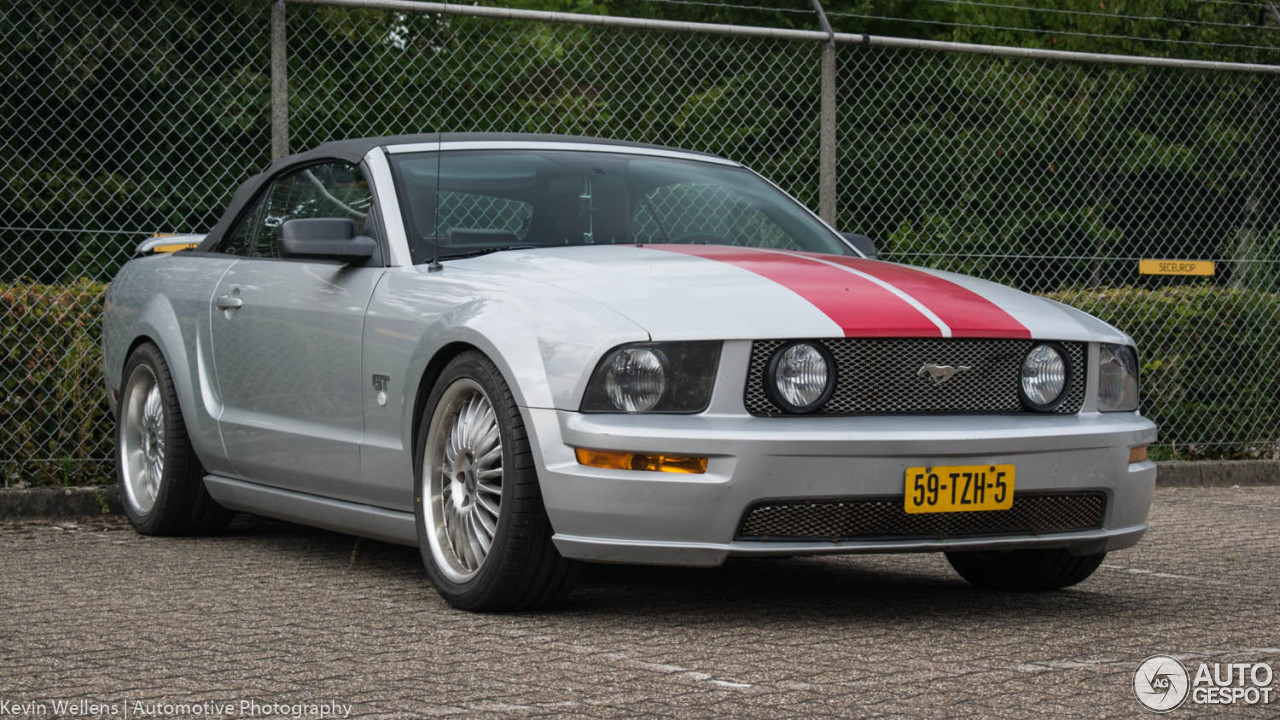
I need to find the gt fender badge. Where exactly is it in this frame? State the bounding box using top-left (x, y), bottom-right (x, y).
top-left (917, 364), bottom-right (972, 385)
top-left (372, 374), bottom-right (390, 407)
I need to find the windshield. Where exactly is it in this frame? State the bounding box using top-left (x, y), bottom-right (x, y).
top-left (388, 149), bottom-right (852, 261)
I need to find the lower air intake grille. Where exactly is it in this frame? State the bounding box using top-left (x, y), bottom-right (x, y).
top-left (736, 493), bottom-right (1106, 542)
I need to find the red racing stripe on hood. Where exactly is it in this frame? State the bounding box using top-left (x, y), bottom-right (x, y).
top-left (814, 255), bottom-right (1031, 338)
top-left (648, 245), bottom-right (943, 337)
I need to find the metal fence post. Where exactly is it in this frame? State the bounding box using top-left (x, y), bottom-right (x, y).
top-left (812, 0), bottom-right (837, 226)
top-left (819, 45), bottom-right (837, 226)
top-left (270, 0), bottom-right (289, 160)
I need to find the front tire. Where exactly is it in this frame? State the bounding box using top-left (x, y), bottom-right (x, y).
top-left (415, 351), bottom-right (579, 611)
top-left (946, 548), bottom-right (1106, 591)
top-left (117, 343), bottom-right (232, 535)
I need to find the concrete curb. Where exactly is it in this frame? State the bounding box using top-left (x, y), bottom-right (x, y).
top-left (1154, 460), bottom-right (1280, 488)
top-left (0, 486), bottom-right (123, 521)
top-left (0, 460), bottom-right (1276, 519)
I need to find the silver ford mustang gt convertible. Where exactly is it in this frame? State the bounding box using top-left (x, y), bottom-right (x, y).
top-left (103, 133), bottom-right (1157, 611)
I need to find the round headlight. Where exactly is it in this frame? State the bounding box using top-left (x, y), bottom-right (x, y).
top-left (767, 342), bottom-right (835, 413)
top-left (1020, 343), bottom-right (1067, 410)
top-left (604, 347), bottom-right (666, 412)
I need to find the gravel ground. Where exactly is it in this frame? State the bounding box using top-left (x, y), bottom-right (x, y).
top-left (1, 486), bottom-right (1277, 718)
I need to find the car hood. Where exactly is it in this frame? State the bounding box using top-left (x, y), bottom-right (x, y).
top-left (446, 244), bottom-right (1132, 344)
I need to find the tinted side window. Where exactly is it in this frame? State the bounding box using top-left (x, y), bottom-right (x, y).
top-left (252, 162), bottom-right (373, 259)
top-left (220, 192), bottom-right (267, 256)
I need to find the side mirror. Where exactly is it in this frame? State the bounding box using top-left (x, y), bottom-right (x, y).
top-left (841, 232), bottom-right (878, 260)
top-left (279, 218), bottom-right (376, 263)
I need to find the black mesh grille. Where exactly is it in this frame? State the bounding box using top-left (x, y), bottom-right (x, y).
top-left (745, 339), bottom-right (1086, 416)
top-left (736, 493), bottom-right (1106, 542)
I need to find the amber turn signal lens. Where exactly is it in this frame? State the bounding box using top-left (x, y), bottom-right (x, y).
top-left (575, 448), bottom-right (708, 474)
top-left (150, 243), bottom-right (198, 253)
top-left (1129, 445), bottom-right (1148, 463)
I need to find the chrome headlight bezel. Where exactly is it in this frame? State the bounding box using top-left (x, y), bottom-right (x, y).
top-left (1097, 343), bottom-right (1140, 412)
top-left (765, 341), bottom-right (837, 414)
top-left (580, 341), bottom-right (722, 414)
top-left (1018, 342), bottom-right (1071, 412)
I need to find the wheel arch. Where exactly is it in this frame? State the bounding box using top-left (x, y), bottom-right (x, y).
top-left (394, 308), bottom-right (558, 460)
top-left (409, 341), bottom-right (484, 461)
top-left (124, 334), bottom-right (159, 368)
top-left (110, 334), bottom-right (159, 420)
top-left (130, 297), bottom-right (193, 419)
top-left (124, 294), bottom-right (222, 468)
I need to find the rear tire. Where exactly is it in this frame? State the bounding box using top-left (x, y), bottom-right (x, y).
top-left (117, 343), bottom-right (232, 536)
top-left (414, 351), bottom-right (579, 611)
top-left (946, 548), bottom-right (1105, 591)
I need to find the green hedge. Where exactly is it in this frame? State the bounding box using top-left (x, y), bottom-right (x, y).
top-left (1, 279), bottom-right (112, 486)
top-left (2, 281), bottom-right (1277, 486)
top-left (1049, 286), bottom-right (1280, 459)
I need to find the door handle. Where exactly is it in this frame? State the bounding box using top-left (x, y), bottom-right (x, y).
top-left (215, 295), bottom-right (243, 310)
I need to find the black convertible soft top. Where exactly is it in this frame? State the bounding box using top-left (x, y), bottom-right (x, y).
top-left (195, 133), bottom-right (725, 253)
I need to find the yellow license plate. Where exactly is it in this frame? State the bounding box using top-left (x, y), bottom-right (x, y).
top-left (904, 464), bottom-right (1015, 514)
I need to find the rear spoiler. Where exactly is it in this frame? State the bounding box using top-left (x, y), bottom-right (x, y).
top-left (135, 234), bottom-right (205, 256)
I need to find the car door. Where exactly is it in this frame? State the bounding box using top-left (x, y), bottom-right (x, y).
top-left (210, 160), bottom-right (386, 502)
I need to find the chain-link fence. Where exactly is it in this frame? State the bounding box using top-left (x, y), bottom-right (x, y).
top-left (3, 0), bottom-right (1278, 485)
top-left (838, 46), bottom-right (1280, 455)
top-left (2, 0), bottom-right (272, 484)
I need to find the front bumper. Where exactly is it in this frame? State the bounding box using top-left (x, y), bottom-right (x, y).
top-left (525, 408), bottom-right (1158, 567)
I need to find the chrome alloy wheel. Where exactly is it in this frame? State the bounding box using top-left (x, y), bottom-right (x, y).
top-left (120, 364), bottom-right (165, 515)
top-left (424, 379), bottom-right (504, 583)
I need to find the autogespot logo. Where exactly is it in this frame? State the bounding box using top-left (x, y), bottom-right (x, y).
top-left (1135, 655), bottom-right (1190, 713)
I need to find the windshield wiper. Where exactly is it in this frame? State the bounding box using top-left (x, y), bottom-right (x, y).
top-left (438, 245), bottom-right (538, 260)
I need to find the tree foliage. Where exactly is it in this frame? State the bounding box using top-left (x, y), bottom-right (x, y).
top-left (2, 0), bottom-right (1279, 467)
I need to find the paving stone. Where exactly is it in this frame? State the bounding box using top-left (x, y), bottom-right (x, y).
top-left (0, 487), bottom-right (1276, 718)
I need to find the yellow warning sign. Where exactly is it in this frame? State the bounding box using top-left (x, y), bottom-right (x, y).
top-left (1139, 260), bottom-right (1215, 277)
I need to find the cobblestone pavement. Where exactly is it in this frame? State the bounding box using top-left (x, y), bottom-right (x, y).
top-left (1, 487), bottom-right (1277, 719)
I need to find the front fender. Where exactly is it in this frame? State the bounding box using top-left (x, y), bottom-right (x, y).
top-left (360, 268), bottom-right (648, 488)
